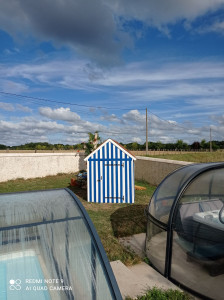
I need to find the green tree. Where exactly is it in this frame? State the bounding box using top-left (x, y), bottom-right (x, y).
top-left (155, 141), bottom-right (163, 150)
top-left (175, 139), bottom-right (183, 150)
top-left (200, 139), bottom-right (208, 150)
top-left (212, 141), bottom-right (220, 151)
top-left (74, 143), bottom-right (84, 150)
top-left (85, 132), bottom-right (100, 156)
top-left (175, 139), bottom-right (189, 150)
top-left (131, 142), bottom-right (139, 150)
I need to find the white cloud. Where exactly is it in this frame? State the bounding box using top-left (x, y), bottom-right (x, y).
top-left (132, 137), bottom-right (142, 143)
top-left (188, 98), bottom-right (224, 110)
top-left (39, 107), bottom-right (81, 123)
top-left (168, 120), bottom-right (178, 124)
top-left (96, 61), bottom-right (224, 87)
top-left (1, 59), bottom-right (224, 103)
top-left (16, 104), bottom-right (32, 113)
top-left (0, 60), bottom-right (102, 92)
top-left (0, 114), bottom-right (108, 146)
top-left (0, 79), bottom-right (28, 93)
top-left (0, 102), bottom-right (32, 113)
top-left (0, 102), bottom-right (14, 111)
top-left (107, 0), bottom-right (224, 31)
top-left (100, 113), bottom-right (121, 123)
top-left (39, 106), bottom-right (106, 134)
top-left (122, 110), bottom-right (145, 124)
top-left (1, 107), bottom-right (224, 146)
top-left (197, 20), bottom-right (224, 34)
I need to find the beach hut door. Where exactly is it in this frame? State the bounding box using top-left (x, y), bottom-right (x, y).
top-left (101, 161), bottom-right (125, 203)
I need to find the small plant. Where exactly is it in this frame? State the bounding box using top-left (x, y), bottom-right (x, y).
top-left (143, 257), bottom-right (152, 266)
top-left (125, 287), bottom-right (192, 300)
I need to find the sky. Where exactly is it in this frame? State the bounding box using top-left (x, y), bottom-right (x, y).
top-left (0, 0), bottom-right (224, 146)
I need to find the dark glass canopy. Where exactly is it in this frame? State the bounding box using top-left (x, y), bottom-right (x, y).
top-left (146, 162), bottom-right (224, 300)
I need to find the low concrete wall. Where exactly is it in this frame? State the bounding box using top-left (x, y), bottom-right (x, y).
top-left (0, 150), bottom-right (85, 153)
top-left (0, 153), bottom-right (86, 182)
top-left (135, 156), bottom-right (192, 186)
top-left (0, 153), bottom-right (192, 185)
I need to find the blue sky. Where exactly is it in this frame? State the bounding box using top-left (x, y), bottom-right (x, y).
top-left (0, 0), bottom-right (224, 146)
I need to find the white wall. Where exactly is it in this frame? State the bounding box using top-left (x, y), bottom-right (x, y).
top-left (0, 153), bottom-right (193, 186)
top-left (0, 153), bottom-right (86, 182)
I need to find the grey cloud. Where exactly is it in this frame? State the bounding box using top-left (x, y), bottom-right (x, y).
top-left (1, 0), bottom-right (223, 66)
top-left (0, 0), bottom-right (126, 66)
top-left (211, 114), bottom-right (224, 125)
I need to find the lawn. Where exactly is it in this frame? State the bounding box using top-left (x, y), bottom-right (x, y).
top-left (0, 173), bottom-right (156, 265)
top-left (147, 151), bottom-right (224, 163)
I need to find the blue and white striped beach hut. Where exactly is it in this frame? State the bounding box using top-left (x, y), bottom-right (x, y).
top-left (84, 139), bottom-right (136, 203)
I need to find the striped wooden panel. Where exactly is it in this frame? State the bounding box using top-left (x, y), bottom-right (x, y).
top-left (87, 141), bottom-right (135, 203)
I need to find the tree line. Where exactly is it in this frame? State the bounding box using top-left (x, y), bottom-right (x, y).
top-left (0, 142), bottom-right (79, 150)
top-left (120, 139), bottom-right (224, 151)
top-left (0, 139), bottom-right (224, 151)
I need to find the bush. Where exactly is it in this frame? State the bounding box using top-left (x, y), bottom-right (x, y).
top-left (125, 287), bottom-right (191, 300)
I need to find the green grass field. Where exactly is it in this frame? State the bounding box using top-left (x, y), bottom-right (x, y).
top-left (148, 151), bottom-right (224, 163)
top-left (0, 173), bottom-right (156, 265)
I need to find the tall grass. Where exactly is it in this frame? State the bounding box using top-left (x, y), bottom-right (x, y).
top-left (148, 152), bottom-right (224, 163)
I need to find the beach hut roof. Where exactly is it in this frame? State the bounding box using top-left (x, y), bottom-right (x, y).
top-left (84, 138), bottom-right (136, 161)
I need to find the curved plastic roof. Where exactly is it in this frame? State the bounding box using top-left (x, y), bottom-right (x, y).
top-left (146, 162), bottom-right (224, 299)
top-left (148, 162), bottom-right (224, 225)
top-left (0, 188), bottom-right (122, 300)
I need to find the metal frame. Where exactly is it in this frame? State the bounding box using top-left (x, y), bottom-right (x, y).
top-left (65, 188), bottom-right (122, 300)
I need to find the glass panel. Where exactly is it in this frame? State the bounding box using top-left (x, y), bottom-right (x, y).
top-left (182, 168), bottom-right (224, 202)
top-left (172, 168), bottom-right (224, 300)
top-left (0, 190), bottom-right (116, 300)
top-left (148, 164), bottom-right (223, 224)
top-left (96, 251), bottom-right (114, 300)
top-left (171, 230), bottom-right (224, 300)
top-left (145, 220), bottom-right (167, 274)
top-left (148, 166), bottom-right (197, 224)
top-left (0, 190), bottom-right (81, 227)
